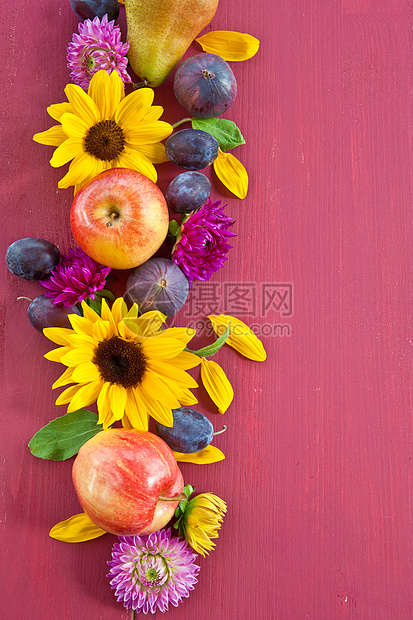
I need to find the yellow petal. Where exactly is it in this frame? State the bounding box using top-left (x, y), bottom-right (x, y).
top-left (72, 361), bottom-right (101, 383)
top-left (124, 121), bottom-right (172, 145)
top-left (124, 388), bottom-right (149, 430)
top-left (123, 311), bottom-right (166, 337)
top-left (115, 87), bottom-right (154, 126)
top-left (116, 148), bottom-right (157, 183)
top-left (49, 138), bottom-right (84, 168)
top-left (172, 351), bottom-right (202, 370)
top-left (52, 366), bottom-right (75, 389)
top-left (213, 149), bottom-right (248, 199)
top-left (108, 383), bottom-right (127, 422)
top-left (146, 359), bottom-right (198, 389)
top-left (88, 69), bottom-right (119, 119)
top-left (49, 512), bottom-right (107, 542)
top-left (200, 358), bottom-right (233, 414)
top-left (111, 296), bottom-right (128, 326)
top-left (47, 102), bottom-right (72, 121)
top-left (67, 379), bottom-right (103, 412)
top-left (97, 381), bottom-right (112, 427)
top-left (196, 30), bottom-right (260, 61)
top-left (134, 385), bottom-right (173, 427)
top-left (60, 112), bottom-right (90, 139)
top-left (81, 300), bottom-right (101, 323)
top-left (43, 327), bottom-right (74, 346)
top-left (133, 141), bottom-right (169, 164)
top-left (33, 125), bottom-right (67, 146)
top-left (44, 346), bottom-right (73, 363)
top-left (208, 314), bottom-right (267, 361)
top-left (58, 153), bottom-right (104, 189)
top-left (141, 337), bottom-right (185, 359)
top-left (173, 445), bottom-right (225, 464)
top-left (60, 346), bottom-right (94, 366)
top-left (64, 83), bottom-right (100, 126)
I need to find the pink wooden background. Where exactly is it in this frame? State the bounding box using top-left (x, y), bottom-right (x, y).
top-left (1, 0), bottom-right (412, 618)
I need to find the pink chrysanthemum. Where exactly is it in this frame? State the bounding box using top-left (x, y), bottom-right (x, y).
top-left (107, 529), bottom-right (200, 614)
top-left (40, 247), bottom-right (111, 307)
top-left (172, 199), bottom-right (236, 282)
top-left (67, 15), bottom-right (131, 90)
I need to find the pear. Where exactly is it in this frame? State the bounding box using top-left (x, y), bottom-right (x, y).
top-left (125, 0), bottom-right (219, 87)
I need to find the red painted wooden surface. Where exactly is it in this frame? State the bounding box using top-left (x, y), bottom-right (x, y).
top-left (1, 1), bottom-right (412, 618)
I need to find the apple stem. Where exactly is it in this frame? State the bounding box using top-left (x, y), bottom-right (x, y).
top-left (158, 492), bottom-right (187, 502)
top-left (213, 425), bottom-right (227, 436)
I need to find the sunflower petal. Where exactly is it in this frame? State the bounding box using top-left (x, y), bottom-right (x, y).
top-left (124, 388), bottom-right (149, 430)
top-left (213, 149), bottom-right (248, 199)
top-left (173, 445), bottom-right (225, 464)
top-left (116, 148), bottom-right (157, 183)
top-left (132, 142), bottom-right (169, 164)
top-left (125, 121), bottom-right (172, 145)
top-left (52, 366), bottom-right (75, 389)
top-left (111, 297), bottom-right (128, 326)
top-left (141, 337), bottom-right (186, 359)
top-left (196, 30), bottom-right (260, 61)
top-left (146, 359), bottom-right (198, 389)
top-left (47, 102), bottom-right (72, 121)
top-left (43, 327), bottom-right (74, 346)
top-left (88, 69), bottom-right (118, 120)
top-left (67, 379), bottom-right (103, 412)
top-left (140, 371), bottom-right (181, 410)
top-left (133, 311), bottom-right (166, 336)
top-left (115, 87), bottom-right (154, 126)
top-left (49, 512), bottom-right (106, 542)
top-left (200, 358), bottom-right (234, 414)
top-left (108, 383), bottom-right (128, 422)
top-left (33, 125), bottom-right (67, 146)
top-left (60, 346), bottom-right (94, 366)
top-left (44, 346), bottom-right (73, 363)
top-left (208, 314), bottom-right (267, 361)
top-left (134, 386), bottom-right (173, 427)
top-left (172, 351), bottom-right (202, 370)
top-left (64, 83), bottom-right (100, 126)
top-left (60, 112), bottom-right (90, 139)
top-left (58, 153), bottom-right (104, 190)
top-left (97, 381), bottom-right (112, 427)
top-left (49, 138), bottom-right (84, 168)
top-left (72, 361), bottom-right (101, 383)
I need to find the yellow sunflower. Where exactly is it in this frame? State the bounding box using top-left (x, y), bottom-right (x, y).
top-left (33, 70), bottom-right (172, 193)
top-left (43, 298), bottom-right (201, 430)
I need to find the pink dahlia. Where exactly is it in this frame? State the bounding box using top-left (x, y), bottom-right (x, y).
top-left (107, 529), bottom-right (200, 614)
top-left (40, 247), bottom-right (111, 307)
top-left (172, 199), bottom-right (236, 282)
top-left (67, 15), bottom-right (131, 90)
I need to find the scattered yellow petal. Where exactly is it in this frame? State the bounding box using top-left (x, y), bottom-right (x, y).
top-left (213, 149), bottom-right (248, 199)
top-left (173, 445), bottom-right (225, 464)
top-left (200, 358), bottom-right (233, 414)
top-left (208, 314), bottom-right (267, 361)
top-left (49, 512), bottom-right (106, 542)
top-left (196, 30), bottom-right (260, 61)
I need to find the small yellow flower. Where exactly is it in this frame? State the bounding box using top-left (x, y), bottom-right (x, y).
top-left (49, 512), bottom-right (106, 543)
top-left (213, 149), bottom-right (248, 199)
top-left (196, 30), bottom-right (260, 62)
top-left (208, 314), bottom-right (267, 361)
top-left (200, 357), bottom-right (233, 414)
top-left (33, 69), bottom-right (172, 193)
top-left (177, 493), bottom-right (227, 557)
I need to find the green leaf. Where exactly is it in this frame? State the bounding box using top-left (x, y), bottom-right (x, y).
top-left (168, 219), bottom-right (180, 237)
top-left (85, 298), bottom-right (102, 315)
top-left (185, 324), bottom-right (230, 357)
top-left (192, 118), bottom-right (246, 151)
top-left (95, 288), bottom-right (116, 301)
top-left (28, 410), bottom-right (103, 461)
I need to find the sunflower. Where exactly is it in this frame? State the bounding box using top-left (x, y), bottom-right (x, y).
top-left (43, 298), bottom-right (201, 430)
top-left (33, 70), bottom-right (172, 193)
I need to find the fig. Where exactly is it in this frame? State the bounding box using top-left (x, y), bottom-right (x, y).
top-left (174, 53), bottom-right (237, 118)
top-left (125, 258), bottom-right (189, 317)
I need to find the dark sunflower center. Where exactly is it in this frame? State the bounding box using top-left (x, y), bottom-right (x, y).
top-left (84, 120), bottom-right (125, 161)
top-left (93, 336), bottom-right (146, 388)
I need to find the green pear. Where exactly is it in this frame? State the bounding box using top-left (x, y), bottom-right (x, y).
top-left (125, 0), bottom-right (219, 87)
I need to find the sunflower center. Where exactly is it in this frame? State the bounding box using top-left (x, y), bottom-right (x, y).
top-left (84, 120), bottom-right (125, 161)
top-left (92, 336), bottom-right (146, 388)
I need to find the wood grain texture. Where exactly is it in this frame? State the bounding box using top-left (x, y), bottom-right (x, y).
top-left (1, 1), bottom-right (411, 619)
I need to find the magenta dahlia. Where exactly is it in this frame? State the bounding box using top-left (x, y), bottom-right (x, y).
top-left (107, 529), bottom-right (200, 614)
top-left (67, 15), bottom-right (131, 90)
top-left (40, 248), bottom-right (111, 307)
top-left (172, 199), bottom-right (236, 282)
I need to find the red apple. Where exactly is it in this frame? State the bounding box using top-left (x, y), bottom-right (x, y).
top-left (70, 168), bottom-right (169, 270)
top-left (72, 429), bottom-right (184, 536)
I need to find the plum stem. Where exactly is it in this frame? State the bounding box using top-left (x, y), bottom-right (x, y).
top-left (213, 425), bottom-right (227, 436)
top-left (158, 492), bottom-right (187, 502)
top-left (17, 296), bottom-right (33, 302)
top-left (172, 118), bottom-right (192, 129)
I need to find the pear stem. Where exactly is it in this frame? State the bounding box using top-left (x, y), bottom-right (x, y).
top-left (172, 117), bottom-right (192, 129)
top-left (158, 492), bottom-right (187, 502)
top-left (133, 79), bottom-right (149, 89)
top-left (213, 425), bottom-right (227, 436)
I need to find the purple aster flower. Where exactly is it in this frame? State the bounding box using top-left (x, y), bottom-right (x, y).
top-left (172, 199), bottom-right (236, 282)
top-left (107, 529), bottom-right (200, 614)
top-left (40, 247), bottom-right (112, 307)
top-left (67, 15), bottom-right (131, 90)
